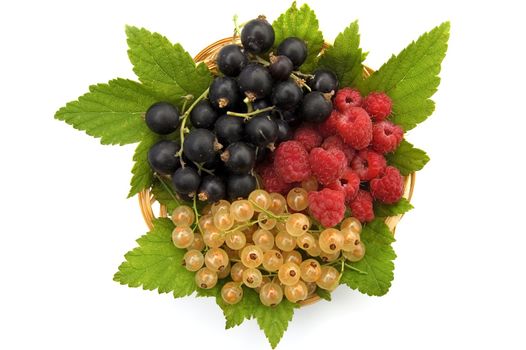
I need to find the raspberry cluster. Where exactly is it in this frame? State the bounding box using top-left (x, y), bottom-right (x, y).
top-left (262, 89), bottom-right (405, 227)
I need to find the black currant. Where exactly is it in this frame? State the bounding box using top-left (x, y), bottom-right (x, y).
top-left (245, 115), bottom-right (278, 147)
top-left (240, 17), bottom-right (275, 54)
top-left (271, 79), bottom-right (303, 110)
top-left (269, 55), bottom-right (293, 81)
top-left (189, 100), bottom-right (218, 129)
top-left (209, 76), bottom-right (241, 109)
top-left (198, 175), bottom-right (226, 202)
top-left (252, 99), bottom-right (272, 117)
top-left (301, 91), bottom-right (333, 123)
top-left (172, 167), bottom-right (201, 196)
top-left (274, 118), bottom-right (293, 142)
top-left (147, 140), bottom-right (180, 175)
top-left (255, 146), bottom-right (269, 162)
top-left (214, 115), bottom-right (244, 145)
top-left (221, 142), bottom-right (256, 174)
top-left (273, 109), bottom-right (302, 127)
top-left (238, 64), bottom-right (273, 100)
top-left (216, 44), bottom-right (248, 77)
top-left (145, 102), bottom-right (180, 135)
top-left (309, 69), bottom-right (339, 93)
top-left (183, 128), bottom-right (221, 163)
top-left (276, 37), bottom-right (308, 68)
top-left (227, 174), bottom-right (257, 200)
top-left (202, 153), bottom-right (221, 170)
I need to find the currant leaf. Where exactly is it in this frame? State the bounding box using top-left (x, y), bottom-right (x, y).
top-left (360, 22), bottom-right (450, 130)
top-left (113, 218), bottom-right (196, 297)
top-left (272, 1), bottom-right (324, 72)
top-left (340, 219), bottom-right (396, 296)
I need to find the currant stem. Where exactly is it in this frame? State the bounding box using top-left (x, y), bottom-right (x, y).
top-left (244, 97), bottom-right (254, 113)
top-left (344, 262), bottom-right (368, 275)
top-left (224, 219), bottom-right (263, 234)
top-left (192, 195), bottom-right (203, 234)
top-left (176, 88), bottom-right (210, 158)
top-left (154, 174), bottom-right (179, 204)
top-left (232, 14), bottom-right (241, 42)
top-left (248, 199), bottom-right (288, 221)
top-left (227, 106), bottom-right (275, 118)
top-left (193, 161), bottom-right (215, 176)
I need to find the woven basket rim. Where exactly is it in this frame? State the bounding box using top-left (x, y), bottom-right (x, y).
top-left (138, 37), bottom-right (416, 306)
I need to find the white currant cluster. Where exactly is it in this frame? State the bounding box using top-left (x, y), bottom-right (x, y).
top-left (170, 188), bottom-right (366, 307)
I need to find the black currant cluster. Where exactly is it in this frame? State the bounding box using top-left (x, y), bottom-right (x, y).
top-left (146, 16), bottom-right (339, 203)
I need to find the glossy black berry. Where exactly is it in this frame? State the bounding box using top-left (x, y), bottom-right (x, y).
top-left (214, 115), bottom-right (244, 145)
top-left (240, 17), bottom-right (275, 54)
top-left (238, 64), bottom-right (273, 100)
top-left (198, 175), bottom-right (226, 202)
top-left (255, 146), bottom-right (269, 162)
top-left (216, 44), bottom-right (248, 77)
top-left (245, 115), bottom-right (278, 147)
top-left (309, 69), bottom-right (339, 93)
top-left (221, 142), bottom-right (256, 175)
top-left (147, 140), bottom-right (180, 175)
top-left (183, 128), bottom-right (220, 163)
top-left (274, 118), bottom-right (293, 142)
top-left (272, 80), bottom-right (303, 110)
top-left (269, 55), bottom-right (293, 81)
top-left (202, 153), bottom-right (221, 171)
top-left (145, 102), bottom-right (180, 135)
top-left (252, 99), bottom-right (272, 117)
top-left (276, 37), bottom-right (308, 68)
top-left (301, 91), bottom-right (333, 123)
top-left (190, 100), bottom-right (218, 129)
top-left (227, 174), bottom-right (257, 200)
top-left (274, 109), bottom-right (302, 127)
top-left (209, 77), bottom-right (241, 109)
top-left (172, 167), bottom-right (201, 196)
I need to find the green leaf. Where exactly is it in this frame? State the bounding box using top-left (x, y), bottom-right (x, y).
top-left (125, 26), bottom-right (212, 104)
top-left (221, 287), bottom-right (260, 329)
top-left (374, 198), bottom-right (414, 217)
top-left (316, 288), bottom-right (332, 301)
top-left (150, 177), bottom-right (181, 213)
top-left (55, 78), bottom-right (158, 145)
top-left (128, 133), bottom-right (160, 198)
top-left (113, 218), bottom-right (196, 298)
top-left (386, 140), bottom-right (430, 176)
top-left (340, 219), bottom-right (396, 296)
top-left (255, 299), bottom-right (297, 349)
top-left (360, 22), bottom-right (450, 130)
top-left (318, 21), bottom-right (366, 88)
top-left (272, 2), bottom-right (324, 72)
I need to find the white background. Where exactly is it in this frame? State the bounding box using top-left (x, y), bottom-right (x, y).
top-left (1, 0), bottom-right (525, 349)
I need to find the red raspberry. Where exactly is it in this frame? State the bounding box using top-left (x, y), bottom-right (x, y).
top-left (318, 110), bottom-right (341, 138)
top-left (273, 141), bottom-right (311, 183)
top-left (308, 188), bottom-right (346, 227)
top-left (370, 166), bottom-right (404, 204)
top-left (334, 88), bottom-right (362, 113)
top-left (326, 168), bottom-right (360, 203)
top-left (335, 107), bottom-right (372, 150)
top-left (340, 168), bottom-right (360, 203)
top-left (372, 121), bottom-right (404, 154)
top-left (293, 124), bottom-right (323, 152)
top-left (321, 135), bottom-right (356, 164)
top-left (257, 162), bottom-right (292, 194)
top-left (350, 149), bottom-right (386, 181)
top-left (350, 190), bottom-right (374, 223)
top-left (309, 147), bottom-right (346, 185)
top-left (363, 92), bottom-right (392, 121)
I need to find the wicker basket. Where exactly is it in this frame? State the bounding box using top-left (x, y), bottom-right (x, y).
top-left (138, 37), bottom-right (416, 306)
